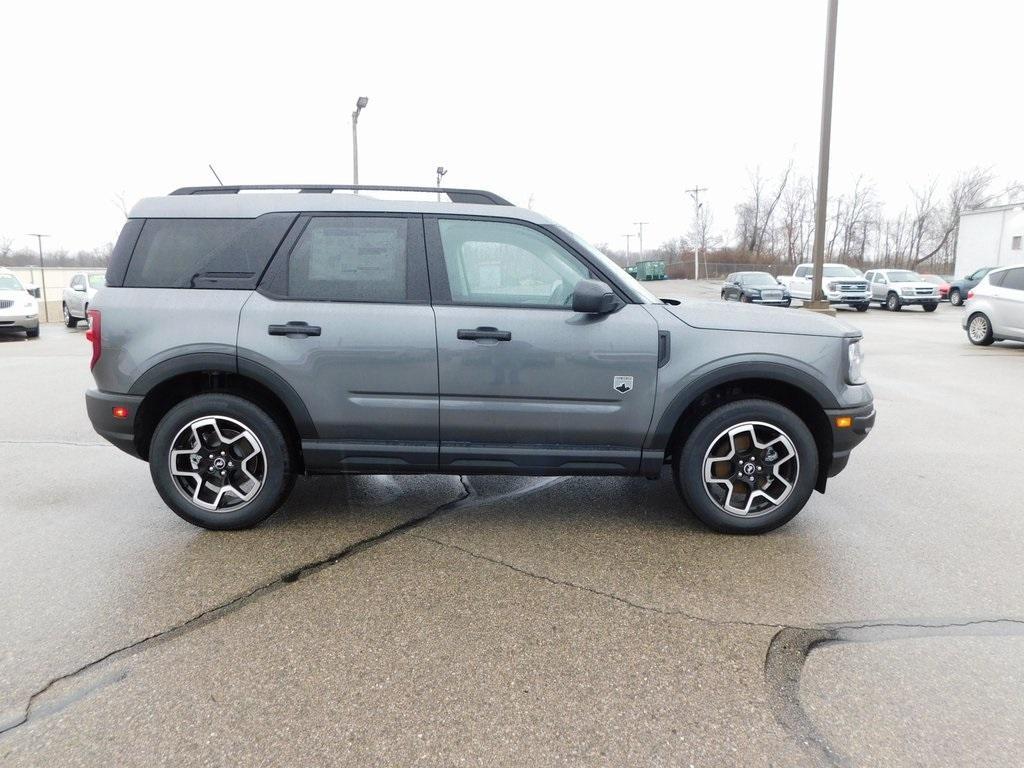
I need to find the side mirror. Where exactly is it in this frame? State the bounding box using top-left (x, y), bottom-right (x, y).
top-left (25, 283), bottom-right (41, 298)
top-left (572, 279), bottom-right (624, 315)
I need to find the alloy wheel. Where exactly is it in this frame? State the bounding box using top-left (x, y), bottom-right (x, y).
top-left (968, 315), bottom-right (990, 343)
top-left (702, 421), bottom-right (799, 518)
top-left (168, 415), bottom-right (266, 511)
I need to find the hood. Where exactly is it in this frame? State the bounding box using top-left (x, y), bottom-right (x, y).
top-left (0, 289), bottom-right (34, 302)
top-left (887, 280), bottom-right (936, 290)
top-left (664, 299), bottom-right (858, 338)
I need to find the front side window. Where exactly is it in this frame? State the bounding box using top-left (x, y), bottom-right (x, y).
top-left (287, 217), bottom-right (408, 302)
top-left (438, 219), bottom-right (589, 307)
top-left (71, 276), bottom-right (85, 289)
top-left (795, 266), bottom-right (810, 278)
top-left (1000, 268), bottom-right (1024, 291)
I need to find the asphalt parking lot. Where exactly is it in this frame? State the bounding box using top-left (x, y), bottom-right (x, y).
top-left (1, 280), bottom-right (1022, 767)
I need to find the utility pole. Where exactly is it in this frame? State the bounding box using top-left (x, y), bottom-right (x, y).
top-left (27, 233), bottom-right (50, 322)
top-left (622, 234), bottom-right (633, 267)
top-left (687, 185), bottom-right (708, 280)
top-left (633, 222), bottom-right (649, 262)
top-left (351, 96), bottom-right (369, 190)
top-left (435, 166), bottom-right (447, 202)
top-left (807, 0), bottom-right (839, 315)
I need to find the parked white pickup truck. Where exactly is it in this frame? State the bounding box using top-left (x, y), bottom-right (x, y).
top-left (778, 263), bottom-right (871, 312)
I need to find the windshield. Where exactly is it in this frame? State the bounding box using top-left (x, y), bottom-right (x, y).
top-left (885, 270), bottom-right (921, 282)
top-left (88, 274), bottom-right (106, 288)
top-left (919, 275), bottom-right (943, 284)
top-left (821, 265), bottom-right (859, 278)
top-left (740, 272), bottom-right (778, 286)
top-left (549, 225), bottom-right (660, 303)
top-left (0, 274), bottom-right (24, 291)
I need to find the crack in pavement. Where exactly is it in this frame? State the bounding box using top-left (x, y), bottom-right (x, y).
top-left (411, 532), bottom-right (799, 632)
top-left (0, 476), bottom-right (474, 739)
top-left (764, 619), bottom-right (1024, 768)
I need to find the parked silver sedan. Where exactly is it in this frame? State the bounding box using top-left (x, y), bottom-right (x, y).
top-left (62, 271), bottom-right (105, 327)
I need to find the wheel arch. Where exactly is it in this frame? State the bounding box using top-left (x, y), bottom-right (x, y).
top-left (129, 354), bottom-right (316, 467)
top-left (651, 365), bottom-right (836, 492)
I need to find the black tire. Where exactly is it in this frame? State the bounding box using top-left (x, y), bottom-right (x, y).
top-left (855, 302), bottom-right (869, 312)
top-left (62, 303), bottom-right (78, 328)
top-left (149, 393), bottom-right (294, 530)
top-left (886, 292), bottom-right (902, 311)
top-left (923, 303), bottom-right (938, 312)
top-left (26, 327), bottom-right (40, 338)
top-left (950, 288), bottom-right (963, 306)
top-left (672, 399), bottom-right (819, 534)
top-left (782, 299), bottom-right (792, 308)
top-left (966, 312), bottom-right (995, 346)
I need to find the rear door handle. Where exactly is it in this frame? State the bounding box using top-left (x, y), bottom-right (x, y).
top-left (268, 321), bottom-right (321, 337)
top-left (457, 327), bottom-right (512, 342)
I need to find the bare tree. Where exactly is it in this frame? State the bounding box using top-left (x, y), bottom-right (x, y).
top-left (912, 167), bottom-right (995, 267)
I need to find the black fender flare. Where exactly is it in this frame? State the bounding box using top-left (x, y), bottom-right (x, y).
top-left (128, 352), bottom-right (317, 439)
top-left (646, 359), bottom-right (839, 452)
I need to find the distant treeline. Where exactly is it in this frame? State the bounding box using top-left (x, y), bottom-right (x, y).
top-left (0, 239), bottom-right (113, 269)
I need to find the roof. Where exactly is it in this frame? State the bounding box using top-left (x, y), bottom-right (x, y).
top-left (130, 188), bottom-right (554, 226)
top-left (961, 202), bottom-right (1024, 217)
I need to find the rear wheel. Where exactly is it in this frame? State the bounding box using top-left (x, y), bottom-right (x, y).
top-left (149, 393), bottom-right (294, 529)
top-left (923, 303), bottom-right (938, 312)
top-left (886, 292), bottom-right (902, 311)
top-left (950, 288), bottom-right (963, 306)
top-left (672, 399), bottom-right (818, 534)
top-left (967, 313), bottom-right (994, 346)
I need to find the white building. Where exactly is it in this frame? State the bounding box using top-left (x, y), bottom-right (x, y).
top-left (954, 203), bottom-right (1024, 277)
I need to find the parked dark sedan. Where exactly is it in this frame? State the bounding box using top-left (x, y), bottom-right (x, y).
top-left (721, 271), bottom-right (792, 306)
top-left (948, 267), bottom-right (995, 306)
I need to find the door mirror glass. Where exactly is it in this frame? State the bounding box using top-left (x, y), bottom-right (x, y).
top-left (572, 279), bottom-right (623, 314)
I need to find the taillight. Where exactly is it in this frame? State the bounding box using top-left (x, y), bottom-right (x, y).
top-left (967, 290), bottom-right (974, 300)
top-left (85, 309), bottom-right (101, 369)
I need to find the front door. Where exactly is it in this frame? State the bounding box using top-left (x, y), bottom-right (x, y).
top-left (239, 214), bottom-right (439, 472)
top-left (427, 217), bottom-right (659, 474)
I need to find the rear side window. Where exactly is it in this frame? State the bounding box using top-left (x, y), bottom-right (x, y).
top-left (123, 214), bottom-right (295, 289)
top-left (286, 217), bottom-right (409, 302)
top-left (1000, 268), bottom-right (1024, 291)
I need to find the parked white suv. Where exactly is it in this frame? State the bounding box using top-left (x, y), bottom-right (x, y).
top-left (963, 265), bottom-right (1024, 345)
top-left (863, 269), bottom-right (940, 312)
top-left (61, 271), bottom-right (106, 327)
top-left (0, 268), bottom-right (40, 338)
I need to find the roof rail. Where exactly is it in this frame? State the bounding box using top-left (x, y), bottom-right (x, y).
top-left (169, 184), bottom-right (513, 205)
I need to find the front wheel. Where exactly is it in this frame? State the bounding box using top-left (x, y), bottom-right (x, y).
top-left (149, 393), bottom-right (294, 529)
top-left (62, 303), bottom-right (78, 328)
top-left (967, 313), bottom-right (995, 346)
top-left (950, 289), bottom-right (963, 306)
top-left (855, 302), bottom-right (869, 312)
top-left (886, 292), bottom-right (902, 311)
top-left (923, 303), bottom-right (938, 312)
top-left (672, 399), bottom-right (819, 534)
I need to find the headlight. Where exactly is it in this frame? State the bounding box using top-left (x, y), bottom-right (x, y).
top-left (825, 281), bottom-right (836, 291)
top-left (847, 340), bottom-right (866, 385)
top-left (900, 287), bottom-right (916, 296)
top-left (23, 300), bottom-right (34, 308)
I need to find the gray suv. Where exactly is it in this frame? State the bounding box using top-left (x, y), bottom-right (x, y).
top-left (86, 184), bottom-right (875, 534)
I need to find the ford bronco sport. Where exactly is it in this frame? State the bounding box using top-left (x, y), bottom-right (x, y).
top-left (86, 185), bottom-right (874, 534)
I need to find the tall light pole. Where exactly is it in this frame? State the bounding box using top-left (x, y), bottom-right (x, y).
top-left (27, 233), bottom-right (50, 321)
top-left (634, 221), bottom-right (649, 262)
top-left (807, 0), bottom-right (839, 315)
top-left (622, 233), bottom-right (633, 266)
top-left (687, 186), bottom-right (708, 280)
top-left (351, 96), bottom-right (369, 190)
top-left (436, 166), bottom-right (447, 201)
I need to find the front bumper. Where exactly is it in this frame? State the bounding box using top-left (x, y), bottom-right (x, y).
top-left (86, 389), bottom-right (144, 458)
top-left (825, 291), bottom-right (871, 304)
top-left (824, 402), bottom-right (875, 478)
top-left (897, 294), bottom-right (940, 304)
top-left (0, 314), bottom-right (39, 331)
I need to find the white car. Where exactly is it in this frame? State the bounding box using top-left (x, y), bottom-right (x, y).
top-left (62, 271), bottom-right (106, 327)
top-left (778, 263), bottom-right (871, 311)
top-left (0, 268), bottom-right (40, 338)
top-left (963, 265), bottom-right (1024, 345)
top-left (863, 269), bottom-right (940, 312)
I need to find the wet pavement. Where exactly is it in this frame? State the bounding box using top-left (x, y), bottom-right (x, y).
top-left (1, 284), bottom-right (1021, 767)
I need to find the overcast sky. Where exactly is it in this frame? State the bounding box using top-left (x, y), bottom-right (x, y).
top-left (2, 0), bottom-right (1022, 255)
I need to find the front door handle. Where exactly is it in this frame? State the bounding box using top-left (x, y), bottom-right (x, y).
top-left (457, 327), bottom-right (512, 342)
top-left (268, 321), bottom-right (321, 337)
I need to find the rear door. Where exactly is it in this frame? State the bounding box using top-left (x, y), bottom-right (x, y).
top-left (240, 213), bottom-right (439, 472)
top-left (427, 216), bottom-right (659, 474)
top-left (995, 268), bottom-right (1024, 337)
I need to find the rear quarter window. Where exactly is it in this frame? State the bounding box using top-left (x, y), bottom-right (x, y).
top-left (999, 268), bottom-right (1024, 291)
top-left (123, 214), bottom-right (296, 289)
